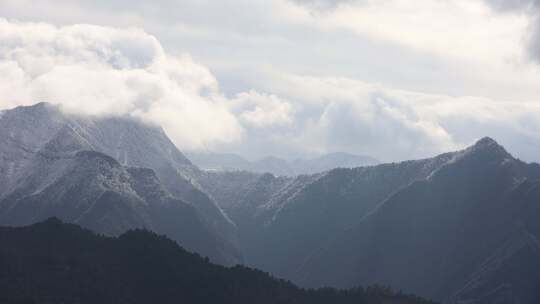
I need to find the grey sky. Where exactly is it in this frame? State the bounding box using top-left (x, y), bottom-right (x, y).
top-left (1, 0), bottom-right (540, 162)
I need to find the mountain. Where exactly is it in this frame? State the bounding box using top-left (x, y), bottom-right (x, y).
top-left (186, 151), bottom-right (379, 176)
top-left (252, 156), bottom-right (297, 176)
top-left (185, 151), bottom-right (254, 172)
top-left (3, 102), bottom-right (539, 302)
top-left (297, 138), bottom-right (540, 302)
top-left (0, 103), bottom-right (240, 264)
top-left (0, 218), bottom-right (435, 304)
top-left (199, 137), bottom-right (540, 303)
top-left (446, 222), bottom-right (540, 304)
top-left (199, 148), bottom-right (455, 277)
top-left (291, 152), bottom-right (380, 175)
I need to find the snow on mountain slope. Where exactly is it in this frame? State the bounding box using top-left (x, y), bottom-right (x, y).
top-left (0, 102), bottom-right (240, 264)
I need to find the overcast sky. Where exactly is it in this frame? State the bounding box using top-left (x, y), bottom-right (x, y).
top-left (1, 0), bottom-right (540, 162)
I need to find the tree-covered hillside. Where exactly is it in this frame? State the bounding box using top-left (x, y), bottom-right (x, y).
top-left (0, 218), bottom-right (434, 304)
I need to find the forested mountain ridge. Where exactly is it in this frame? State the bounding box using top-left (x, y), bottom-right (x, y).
top-left (0, 218), bottom-right (435, 304)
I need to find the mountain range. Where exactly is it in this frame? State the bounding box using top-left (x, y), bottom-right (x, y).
top-left (186, 151), bottom-right (379, 176)
top-left (197, 137), bottom-right (540, 303)
top-left (2, 102), bottom-right (540, 303)
top-left (0, 102), bottom-right (240, 265)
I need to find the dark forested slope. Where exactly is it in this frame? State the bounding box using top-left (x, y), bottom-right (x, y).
top-left (0, 219), bottom-right (434, 304)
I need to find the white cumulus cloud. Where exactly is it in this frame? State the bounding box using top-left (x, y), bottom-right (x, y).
top-left (231, 90), bottom-right (294, 128)
top-left (0, 19), bottom-right (275, 150)
top-left (2, 18), bottom-right (540, 163)
top-left (236, 71), bottom-right (540, 162)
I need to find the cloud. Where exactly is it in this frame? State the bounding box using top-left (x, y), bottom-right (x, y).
top-left (482, 0), bottom-right (540, 62)
top-left (228, 71), bottom-right (540, 162)
top-left (0, 19), bottom-right (247, 150)
top-left (286, 0), bottom-right (529, 64)
top-left (3, 0), bottom-right (540, 104)
top-left (484, 0), bottom-right (539, 11)
top-left (1, 16), bottom-right (540, 163)
top-left (290, 0), bottom-right (356, 11)
top-left (231, 90), bottom-right (294, 128)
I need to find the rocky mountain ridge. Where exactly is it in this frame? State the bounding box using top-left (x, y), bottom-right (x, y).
top-left (0, 102), bottom-right (240, 264)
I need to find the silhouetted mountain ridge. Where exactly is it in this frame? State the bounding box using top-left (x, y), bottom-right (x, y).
top-left (0, 218), bottom-right (435, 304)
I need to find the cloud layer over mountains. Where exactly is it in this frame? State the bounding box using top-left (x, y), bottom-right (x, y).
top-left (1, 0), bottom-right (540, 162)
top-left (0, 19), bottom-right (222, 148)
top-left (0, 19), bottom-right (295, 150)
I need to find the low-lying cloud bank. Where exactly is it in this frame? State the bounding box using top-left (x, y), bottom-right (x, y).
top-left (1, 18), bottom-right (540, 162)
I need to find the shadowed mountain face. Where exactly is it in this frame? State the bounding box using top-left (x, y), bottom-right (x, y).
top-left (199, 137), bottom-right (540, 303)
top-left (199, 148), bottom-right (456, 278)
top-left (0, 103), bottom-right (240, 265)
top-left (298, 138), bottom-right (540, 303)
top-left (0, 218), bottom-right (435, 304)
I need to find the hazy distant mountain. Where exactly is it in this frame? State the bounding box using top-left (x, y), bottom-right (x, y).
top-left (292, 152), bottom-right (381, 175)
top-left (186, 151), bottom-right (379, 176)
top-left (200, 137), bottom-right (540, 303)
top-left (0, 103), bottom-right (240, 264)
top-left (184, 152), bottom-right (254, 172)
top-left (0, 218), bottom-right (434, 304)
